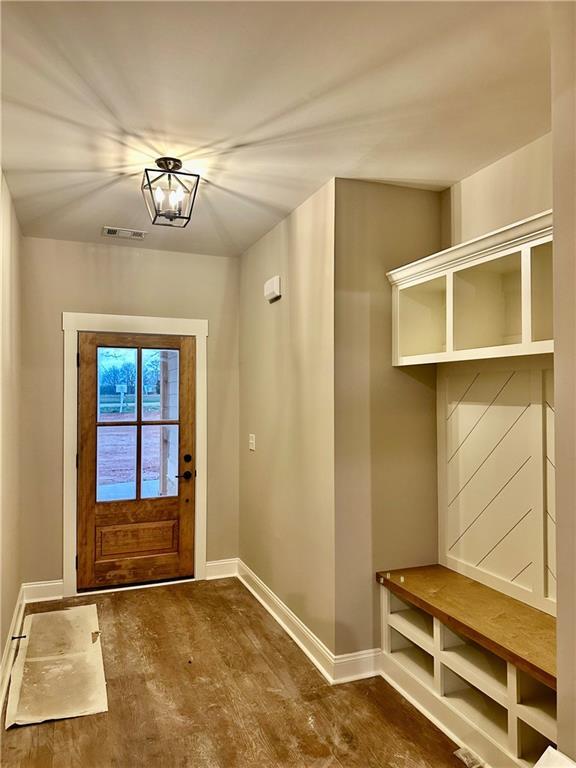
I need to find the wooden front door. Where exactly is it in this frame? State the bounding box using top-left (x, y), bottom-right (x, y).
top-left (77, 332), bottom-right (196, 589)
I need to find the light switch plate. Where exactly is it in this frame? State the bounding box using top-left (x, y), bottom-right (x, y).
top-left (248, 434), bottom-right (256, 451)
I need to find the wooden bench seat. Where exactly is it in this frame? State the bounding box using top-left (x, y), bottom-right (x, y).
top-left (376, 564), bottom-right (556, 690)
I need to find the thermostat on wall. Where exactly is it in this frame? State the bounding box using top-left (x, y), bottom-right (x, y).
top-left (264, 275), bottom-right (281, 303)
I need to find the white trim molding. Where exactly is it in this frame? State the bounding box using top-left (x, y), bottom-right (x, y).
top-left (21, 580), bottom-right (64, 603)
top-left (62, 313), bottom-right (208, 337)
top-left (237, 560), bottom-right (380, 685)
top-left (0, 586), bottom-right (24, 710)
top-left (12, 560), bottom-right (235, 610)
top-left (387, 209), bottom-right (553, 287)
top-left (205, 558), bottom-right (239, 580)
top-left (1, 579), bottom-right (67, 710)
top-left (61, 312), bottom-right (209, 596)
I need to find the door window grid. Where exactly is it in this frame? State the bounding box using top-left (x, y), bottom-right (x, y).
top-left (96, 346), bottom-right (181, 502)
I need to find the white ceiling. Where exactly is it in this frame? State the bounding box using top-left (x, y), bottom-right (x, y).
top-left (1, 2), bottom-right (551, 256)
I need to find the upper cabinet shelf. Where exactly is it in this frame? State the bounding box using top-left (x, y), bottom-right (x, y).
top-left (388, 211), bottom-right (553, 366)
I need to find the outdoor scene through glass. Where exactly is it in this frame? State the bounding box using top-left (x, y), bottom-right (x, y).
top-left (96, 347), bottom-right (180, 502)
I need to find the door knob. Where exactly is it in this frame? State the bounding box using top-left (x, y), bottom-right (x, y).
top-left (175, 470), bottom-right (193, 480)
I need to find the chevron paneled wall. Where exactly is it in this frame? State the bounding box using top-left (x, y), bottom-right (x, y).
top-left (438, 360), bottom-right (555, 615)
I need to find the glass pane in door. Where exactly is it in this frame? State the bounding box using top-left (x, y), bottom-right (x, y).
top-left (96, 426), bottom-right (137, 501)
top-left (141, 425), bottom-right (179, 498)
top-left (142, 349), bottom-right (179, 421)
top-left (97, 348), bottom-right (138, 422)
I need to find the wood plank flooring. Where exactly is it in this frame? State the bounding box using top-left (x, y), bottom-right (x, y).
top-left (2, 578), bottom-right (461, 767)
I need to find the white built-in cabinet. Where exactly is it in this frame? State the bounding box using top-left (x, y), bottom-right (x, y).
top-left (382, 209), bottom-right (559, 768)
top-left (388, 211), bottom-right (553, 366)
top-left (381, 589), bottom-right (556, 768)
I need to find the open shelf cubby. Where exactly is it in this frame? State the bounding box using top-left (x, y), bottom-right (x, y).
top-left (388, 211), bottom-right (554, 365)
top-left (442, 666), bottom-right (509, 749)
top-left (389, 627), bottom-right (435, 690)
top-left (517, 720), bottom-right (556, 768)
top-left (440, 625), bottom-right (508, 705)
top-left (531, 241), bottom-right (553, 342)
top-left (453, 252), bottom-right (522, 351)
top-left (388, 593), bottom-right (434, 652)
top-left (398, 276), bottom-right (446, 357)
top-left (516, 670), bottom-right (557, 743)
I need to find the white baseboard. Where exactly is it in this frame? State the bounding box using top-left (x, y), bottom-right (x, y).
top-left (0, 578), bottom-right (65, 712)
top-left (237, 559), bottom-right (379, 685)
top-left (205, 558), bottom-right (239, 580)
top-left (21, 560), bottom-right (235, 602)
top-left (21, 580), bottom-right (64, 603)
top-left (0, 586), bottom-right (25, 712)
top-left (333, 647), bottom-right (382, 684)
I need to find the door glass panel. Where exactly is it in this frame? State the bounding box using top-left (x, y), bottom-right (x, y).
top-left (96, 426), bottom-right (137, 501)
top-left (97, 348), bottom-right (138, 422)
top-left (141, 425), bottom-right (179, 498)
top-left (142, 349), bottom-right (179, 421)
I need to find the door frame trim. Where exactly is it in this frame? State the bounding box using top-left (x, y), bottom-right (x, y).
top-left (62, 312), bottom-right (208, 596)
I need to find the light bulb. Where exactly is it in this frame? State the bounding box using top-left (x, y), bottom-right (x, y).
top-left (154, 187), bottom-right (165, 207)
top-left (169, 188), bottom-right (184, 211)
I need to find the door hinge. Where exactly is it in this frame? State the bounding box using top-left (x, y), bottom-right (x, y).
top-left (76, 454), bottom-right (79, 469)
top-left (195, 469), bottom-right (197, 478)
top-left (75, 555), bottom-right (78, 570)
top-left (76, 352), bottom-right (80, 367)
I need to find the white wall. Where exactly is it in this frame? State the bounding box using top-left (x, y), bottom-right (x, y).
top-left (239, 181), bottom-right (336, 649)
top-left (19, 237), bottom-right (239, 583)
top-left (0, 176), bottom-right (22, 646)
top-left (446, 133), bottom-right (552, 246)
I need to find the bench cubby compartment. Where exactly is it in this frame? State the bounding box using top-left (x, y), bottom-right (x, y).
top-left (516, 670), bottom-right (557, 743)
top-left (440, 625), bottom-right (508, 705)
top-left (441, 666), bottom-right (508, 749)
top-left (517, 720), bottom-right (556, 767)
top-left (389, 627), bottom-right (435, 690)
top-left (388, 593), bottom-right (434, 652)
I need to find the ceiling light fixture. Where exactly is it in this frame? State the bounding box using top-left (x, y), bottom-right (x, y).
top-left (141, 157), bottom-right (200, 228)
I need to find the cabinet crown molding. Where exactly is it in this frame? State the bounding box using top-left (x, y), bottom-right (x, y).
top-left (387, 210), bottom-right (553, 288)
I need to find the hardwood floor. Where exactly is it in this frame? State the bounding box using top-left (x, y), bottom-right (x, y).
top-left (2, 578), bottom-right (461, 767)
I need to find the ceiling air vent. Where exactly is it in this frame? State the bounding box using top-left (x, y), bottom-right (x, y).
top-left (101, 226), bottom-right (147, 240)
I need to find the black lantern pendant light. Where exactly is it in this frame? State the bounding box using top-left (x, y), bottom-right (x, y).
top-left (141, 157), bottom-right (200, 228)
